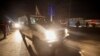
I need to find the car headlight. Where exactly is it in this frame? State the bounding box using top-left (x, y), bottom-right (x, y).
top-left (45, 30), bottom-right (58, 43)
top-left (64, 29), bottom-right (69, 37)
top-left (14, 23), bottom-right (21, 29)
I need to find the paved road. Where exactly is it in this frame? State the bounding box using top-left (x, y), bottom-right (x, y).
top-left (0, 30), bottom-right (100, 56)
top-left (0, 30), bottom-right (30, 56)
top-left (64, 39), bottom-right (100, 56)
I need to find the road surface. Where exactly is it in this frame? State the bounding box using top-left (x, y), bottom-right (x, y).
top-left (0, 30), bottom-right (100, 56)
top-left (0, 30), bottom-right (30, 56)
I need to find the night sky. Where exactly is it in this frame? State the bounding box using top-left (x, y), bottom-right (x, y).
top-left (0, 0), bottom-right (100, 19)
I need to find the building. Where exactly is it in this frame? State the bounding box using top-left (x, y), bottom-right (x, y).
top-left (68, 18), bottom-right (85, 27)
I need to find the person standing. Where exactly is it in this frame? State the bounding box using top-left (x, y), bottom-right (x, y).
top-left (75, 21), bottom-right (80, 28)
top-left (0, 15), bottom-right (9, 39)
top-left (86, 22), bottom-right (89, 27)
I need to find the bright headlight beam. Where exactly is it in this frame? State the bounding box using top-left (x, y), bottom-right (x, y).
top-left (65, 29), bottom-right (68, 33)
top-left (65, 29), bottom-right (69, 37)
top-left (45, 30), bottom-right (57, 43)
top-left (14, 23), bottom-right (21, 28)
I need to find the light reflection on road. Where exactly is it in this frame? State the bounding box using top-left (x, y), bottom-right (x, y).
top-left (14, 30), bottom-right (22, 43)
top-left (0, 30), bottom-right (30, 56)
top-left (0, 29), bottom-right (100, 56)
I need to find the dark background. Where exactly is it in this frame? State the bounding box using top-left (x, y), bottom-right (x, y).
top-left (0, 0), bottom-right (100, 19)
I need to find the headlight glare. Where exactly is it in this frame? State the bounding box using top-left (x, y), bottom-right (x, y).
top-left (45, 30), bottom-right (57, 43)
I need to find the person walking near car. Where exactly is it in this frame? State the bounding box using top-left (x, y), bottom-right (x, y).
top-left (0, 15), bottom-right (9, 39)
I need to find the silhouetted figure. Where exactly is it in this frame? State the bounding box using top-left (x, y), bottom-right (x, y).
top-left (75, 21), bottom-right (80, 28)
top-left (0, 15), bottom-right (9, 38)
top-left (86, 22), bottom-right (89, 27)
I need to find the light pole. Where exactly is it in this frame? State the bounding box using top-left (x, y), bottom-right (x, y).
top-left (68, 0), bottom-right (71, 27)
top-left (50, 6), bottom-right (53, 22)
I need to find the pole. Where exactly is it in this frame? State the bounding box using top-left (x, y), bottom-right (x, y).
top-left (68, 0), bottom-right (71, 27)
